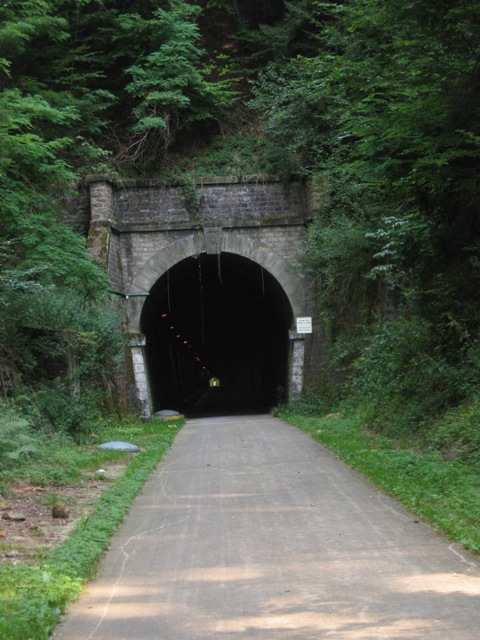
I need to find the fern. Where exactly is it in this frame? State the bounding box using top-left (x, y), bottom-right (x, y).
top-left (0, 411), bottom-right (40, 469)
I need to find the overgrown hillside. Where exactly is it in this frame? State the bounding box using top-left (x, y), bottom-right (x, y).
top-left (1, 0), bottom-right (480, 462)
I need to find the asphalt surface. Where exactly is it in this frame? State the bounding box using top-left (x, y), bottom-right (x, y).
top-left (55, 414), bottom-right (480, 639)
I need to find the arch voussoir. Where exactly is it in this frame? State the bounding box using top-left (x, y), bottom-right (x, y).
top-left (126, 233), bottom-right (304, 333)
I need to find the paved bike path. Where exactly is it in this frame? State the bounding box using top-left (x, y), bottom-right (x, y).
top-left (55, 415), bottom-right (480, 639)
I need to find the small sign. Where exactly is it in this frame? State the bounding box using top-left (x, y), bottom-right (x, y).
top-left (296, 317), bottom-right (312, 334)
top-left (204, 227), bottom-right (223, 254)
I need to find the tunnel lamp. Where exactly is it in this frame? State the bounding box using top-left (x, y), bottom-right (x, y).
top-left (161, 313), bottom-right (168, 318)
top-left (110, 291), bottom-right (149, 299)
top-left (184, 340), bottom-right (188, 344)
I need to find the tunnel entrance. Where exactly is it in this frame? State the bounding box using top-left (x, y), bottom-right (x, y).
top-left (140, 252), bottom-right (292, 417)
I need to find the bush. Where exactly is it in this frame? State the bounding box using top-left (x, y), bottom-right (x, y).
top-left (423, 398), bottom-right (480, 463)
top-left (345, 315), bottom-right (431, 429)
top-left (340, 313), bottom-right (480, 440)
top-left (13, 379), bottom-right (113, 443)
top-left (283, 385), bottom-right (333, 417)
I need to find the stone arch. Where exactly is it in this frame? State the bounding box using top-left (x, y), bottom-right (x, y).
top-left (125, 231), bottom-right (305, 334)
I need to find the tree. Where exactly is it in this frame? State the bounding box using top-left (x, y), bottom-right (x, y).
top-left (250, 0), bottom-right (480, 415)
top-left (0, 11), bottom-right (119, 418)
top-left (121, 1), bottom-right (236, 166)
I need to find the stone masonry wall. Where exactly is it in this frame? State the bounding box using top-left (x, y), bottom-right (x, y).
top-left (113, 178), bottom-right (307, 228)
top-left (84, 176), bottom-right (311, 296)
top-left (86, 175), bottom-right (316, 410)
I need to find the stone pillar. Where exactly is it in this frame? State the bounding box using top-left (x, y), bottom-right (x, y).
top-left (130, 336), bottom-right (152, 418)
top-left (88, 175), bottom-right (115, 222)
top-left (306, 174), bottom-right (329, 215)
top-left (288, 331), bottom-right (305, 399)
top-left (86, 176), bottom-right (115, 269)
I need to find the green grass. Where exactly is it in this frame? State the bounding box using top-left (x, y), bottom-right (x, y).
top-left (3, 408), bottom-right (478, 638)
top-left (280, 411), bottom-right (480, 555)
top-left (0, 416), bottom-right (183, 640)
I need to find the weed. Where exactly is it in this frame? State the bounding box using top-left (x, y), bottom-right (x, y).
top-left (423, 397), bottom-right (480, 462)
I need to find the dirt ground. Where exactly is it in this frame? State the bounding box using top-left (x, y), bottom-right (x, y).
top-left (0, 460), bottom-right (129, 565)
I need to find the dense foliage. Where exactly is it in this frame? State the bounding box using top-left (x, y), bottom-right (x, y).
top-left (1, 0), bottom-right (480, 450)
top-left (247, 0), bottom-right (480, 442)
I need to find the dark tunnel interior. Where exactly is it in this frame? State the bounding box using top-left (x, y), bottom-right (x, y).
top-left (140, 252), bottom-right (293, 417)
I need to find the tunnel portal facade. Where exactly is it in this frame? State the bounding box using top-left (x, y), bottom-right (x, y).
top-left (87, 175), bottom-right (318, 417)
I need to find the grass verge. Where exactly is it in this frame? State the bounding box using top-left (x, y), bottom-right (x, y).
top-left (0, 416), bottom-right (183, 640)
top-left (280, 411), bottom-right (480, 556)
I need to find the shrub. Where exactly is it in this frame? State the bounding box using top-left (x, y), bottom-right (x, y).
top-left (346, 315), bottom-right (431, 425)
top-left (424, 398), bottom-right (480, 462)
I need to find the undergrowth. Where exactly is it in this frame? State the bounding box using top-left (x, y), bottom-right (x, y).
top-left (0, 416), bottom-right (183, 640)
top-left (166, 124), bottom-right (302, 178)
top-left (0, 412), bottom-right (124, 493)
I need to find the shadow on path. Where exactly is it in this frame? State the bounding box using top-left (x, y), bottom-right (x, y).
top-left (55, 415), bottom-right (480, 639)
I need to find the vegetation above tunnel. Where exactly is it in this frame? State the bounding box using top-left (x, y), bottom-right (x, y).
top-left (1, 0), bottom-right (480, 462)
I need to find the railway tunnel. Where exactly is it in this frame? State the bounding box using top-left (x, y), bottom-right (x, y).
top-left (140, 252), bottom-right (292, 417)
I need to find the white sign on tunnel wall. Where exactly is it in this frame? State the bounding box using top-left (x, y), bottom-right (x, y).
top-left (296, 317), bottom-right (312, 334)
